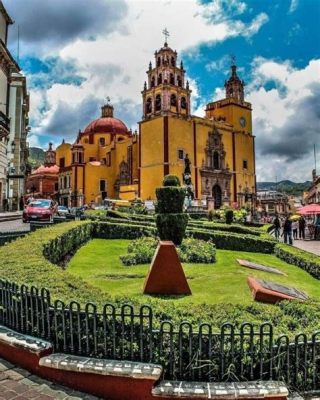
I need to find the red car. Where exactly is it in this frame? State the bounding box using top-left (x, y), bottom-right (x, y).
top-left (23, 199), bottom-right (57, 223)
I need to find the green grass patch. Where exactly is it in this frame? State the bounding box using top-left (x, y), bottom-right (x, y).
top-left (68, 239), bottom-right (320, 305)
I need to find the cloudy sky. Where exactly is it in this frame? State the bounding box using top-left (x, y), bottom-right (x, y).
top-left (5, 0), bottom-right (320, 182)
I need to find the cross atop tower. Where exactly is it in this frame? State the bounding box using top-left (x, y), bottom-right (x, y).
top-left (162, 28), bottom-right (170, 44)
top-left (230, 54), bottom-right (236, 66)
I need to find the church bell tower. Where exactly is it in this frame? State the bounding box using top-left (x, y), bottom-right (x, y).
top-left (142, 37), bottom-right (191, 119)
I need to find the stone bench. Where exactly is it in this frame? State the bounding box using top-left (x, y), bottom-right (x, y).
top-left (0, 325), bottom-right (53, 372)
top-left (39, 353), bottom-right (162, 380)
top-left (39, 353), bottom-right (163, 400)
top-left (152, 380), bottom-right (289, 399)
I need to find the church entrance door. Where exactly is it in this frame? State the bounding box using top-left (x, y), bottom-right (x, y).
top-left (212, 184), bottom-right (222, 209)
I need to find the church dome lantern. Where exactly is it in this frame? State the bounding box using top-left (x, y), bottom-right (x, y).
top-left (83, 102), bottom-right (129, 136)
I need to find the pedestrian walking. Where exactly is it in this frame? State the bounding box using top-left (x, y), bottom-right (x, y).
top-left (273, 215), bottom-right (281, 240)
top-left (283, 216), bottom-right (293, 245)
top-left (299, 216), bottom-right (306, 239)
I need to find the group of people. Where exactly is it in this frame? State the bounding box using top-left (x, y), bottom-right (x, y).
top-left (272, 215), bottom-right (306, 245)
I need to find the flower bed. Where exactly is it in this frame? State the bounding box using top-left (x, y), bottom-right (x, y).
top-left (120, 237), bottom-right (216, 265)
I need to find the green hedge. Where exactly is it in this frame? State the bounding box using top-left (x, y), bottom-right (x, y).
top-left (187, 221), bottom-right (264, 236)
top-left (0, 221), bottom-right (106, 304)
top-left (43, 222), bottom-right (93, 264)
top-left (93, 221), bottom-right (156, 239)
top-left (275, 243), bottom-right (320, 279)
top-left (187, 228), bottom-right (276, 253)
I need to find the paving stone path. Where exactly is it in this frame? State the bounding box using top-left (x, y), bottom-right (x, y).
top-left (0, 358), bottom-right (100, 400)
top-left (292, 239), bottom-right (320, 256)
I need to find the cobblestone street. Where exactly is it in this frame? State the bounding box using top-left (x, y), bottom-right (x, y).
top-left (0, 358), bottom-right (99, 400)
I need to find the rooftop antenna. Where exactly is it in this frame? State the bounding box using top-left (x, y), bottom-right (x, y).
top-left (162, 28), bottom-right (170, 44)
top-left (230, 54), bottom-right (236, 66)
top-left (314, 144), bottom-right (317, 175)
top-left (17, 25), bottom-right (20, 64)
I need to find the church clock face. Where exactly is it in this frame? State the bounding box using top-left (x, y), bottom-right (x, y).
top-left (239, 116), bottom-right (246, 127)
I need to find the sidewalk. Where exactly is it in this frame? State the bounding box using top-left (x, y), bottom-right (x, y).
top-left (0, 357), bottom-right (99, 400)
top-left (292, 239), bottom-right (320, 256)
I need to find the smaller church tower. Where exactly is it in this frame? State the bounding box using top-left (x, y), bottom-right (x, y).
top-left (142, 40), bottom-right (191, 119)
top-left (224, 62), bottom-right (245, 102)
top-left (44, 143), bottom-right (56, 166)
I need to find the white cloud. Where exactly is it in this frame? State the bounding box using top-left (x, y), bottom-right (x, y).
top-left (289, 0), bottom-right (299, 13)
top-left (24, 0), bottom-right (269, 144)
top-left (245, 58), bottom-right (320, 182)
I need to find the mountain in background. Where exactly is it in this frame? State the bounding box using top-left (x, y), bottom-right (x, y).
top-left (28, 147), bottom-right (46, 169)
top-left (257, 180), bottom-right (312, 196)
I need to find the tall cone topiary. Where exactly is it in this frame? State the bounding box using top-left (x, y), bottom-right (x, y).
top-left (155, 175), bottom-right (189, 245)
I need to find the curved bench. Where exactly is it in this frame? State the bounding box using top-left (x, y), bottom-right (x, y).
top-left (0, 325), bottom-right (52, 372)
top-left (39, 353), bottom-right (162, 400)
top-left (152, 380), bottom-right (289, 399)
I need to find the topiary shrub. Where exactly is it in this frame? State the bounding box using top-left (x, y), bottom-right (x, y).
top-left (156, 187), bottom-right (186, 213)
top-left (163, 175), bottom-right (181, 187)
top-left (225, 209), bottom-right (234, 224)
top-left (155, 175), bottom-right (188, 245)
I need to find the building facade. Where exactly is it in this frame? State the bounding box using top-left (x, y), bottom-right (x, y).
top-left (256, 190), bottom-right (290, 217)
top-left (56, 42), bottom-right (256, 208)
top-left (26, 143), bottom-right (59, 200)
top-left (0, 1), bottom-right (29, 211)
top-left (304, 169), bottom-right (320, 204)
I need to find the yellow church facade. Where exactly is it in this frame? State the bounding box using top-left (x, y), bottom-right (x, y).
top-left (55, 42), bottom-right (256, 209)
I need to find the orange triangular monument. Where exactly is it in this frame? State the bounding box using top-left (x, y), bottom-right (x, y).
top-left (143, 241), bottom-right (191, 295)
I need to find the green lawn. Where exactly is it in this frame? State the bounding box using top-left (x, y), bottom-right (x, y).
top-left (67, 239), bottom-right (320, 306)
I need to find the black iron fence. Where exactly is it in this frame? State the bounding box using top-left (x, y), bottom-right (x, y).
top-left (0, 280), bottom-right (319, 391)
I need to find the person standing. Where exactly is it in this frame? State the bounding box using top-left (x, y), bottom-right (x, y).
top-left (292, 219), bottom-right (298, 240)
top-left (283, 216), bottom-right (293, 245)
top-left (299, 216), bottom-right (306, 240)
top-left (273, 215), bottom-right (281, 240)
top-left (315, 214), bottom-right (320, 240)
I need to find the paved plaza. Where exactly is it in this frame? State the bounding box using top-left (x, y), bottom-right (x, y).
top-left (292, 239), bottom-right (320, 256)
top-left (0, 358), bottom-right (99, 400)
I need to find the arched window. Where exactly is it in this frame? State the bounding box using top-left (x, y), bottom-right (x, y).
top-left (181, 96), bottom-right (186, 109)
top-left (177, 76), bottom-right (182, 87)
top-left (155, 94), bottom-right (161, 111)
top-left (213, 151), bottom-right (220, 169)
top-left (170, 94), bottom-right (177, 107)
top-left (158, 73), bottom-right (162, 84)
top-left (157, 57), bottom-right (161, 67)
top-left (171, 56), bottom-right (175, 67)
top-left (146, 97), bottom-right (152, 114)
top-left (99, 137), bottom-right (105, 146)
top-left (151, 76), bottom-right (155, 87)
top-left (64, 176), bottom-right (67, 189)
top-left (170, 73), bottom-right (175, 85)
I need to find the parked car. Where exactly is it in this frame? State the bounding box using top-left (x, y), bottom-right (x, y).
top-left (22, 199), bottom-right (57, 222)
top-left (57, 205), bottom-right (70, 217)
top-left (70, 207), bottom-right (85, 218)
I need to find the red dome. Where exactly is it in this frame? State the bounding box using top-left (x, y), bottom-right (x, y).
top-left (33, 165), bottom-right (59, 175)
top-left (84, 117), bottom-right (129, 135)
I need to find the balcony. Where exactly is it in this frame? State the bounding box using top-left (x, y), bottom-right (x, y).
top-left (0, 110), bottom-right (10, 137)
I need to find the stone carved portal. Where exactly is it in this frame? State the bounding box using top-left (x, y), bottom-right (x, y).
top-left (200, 127), bottom-right (232, 209)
